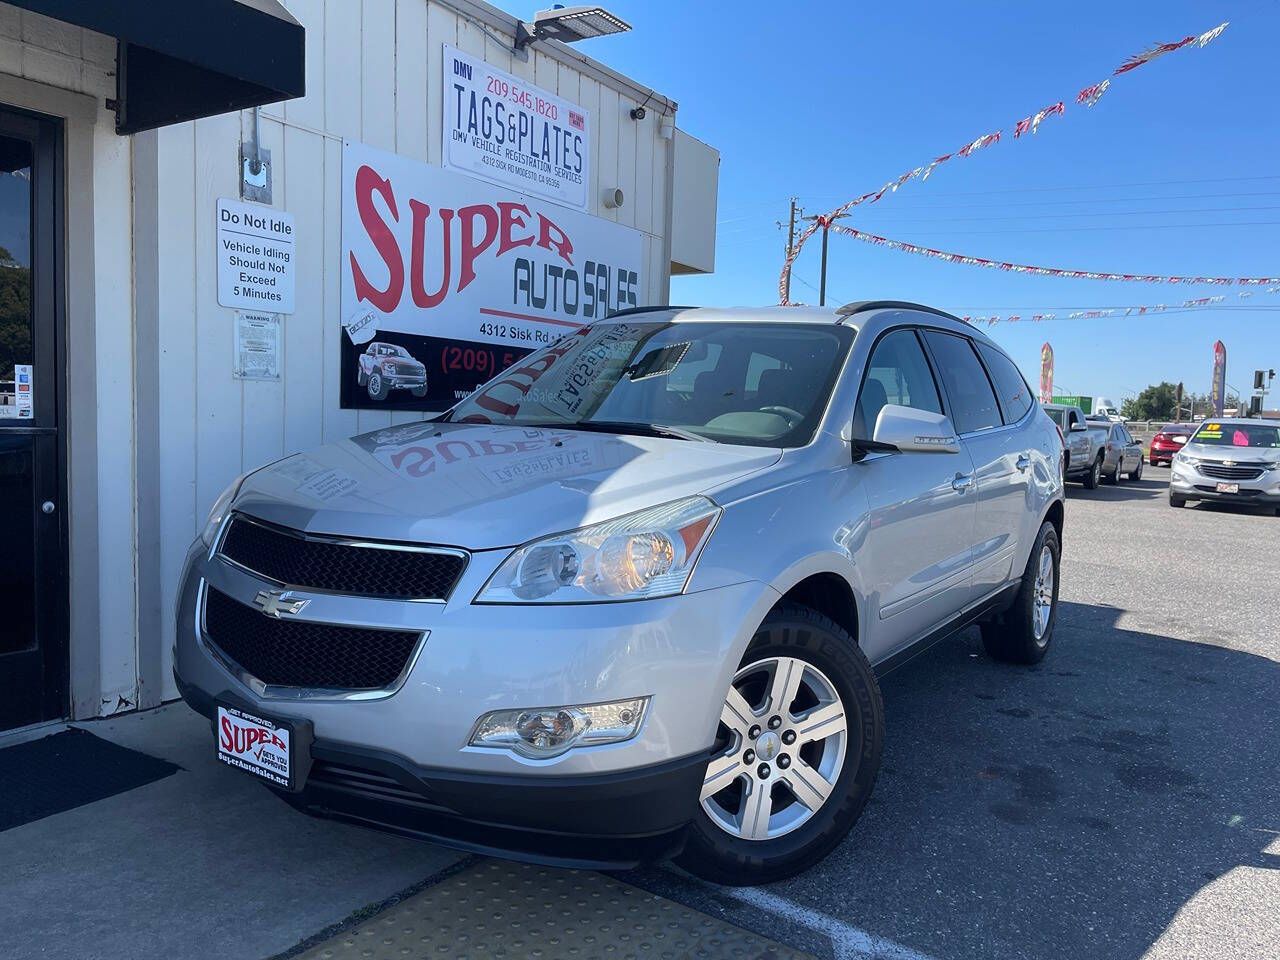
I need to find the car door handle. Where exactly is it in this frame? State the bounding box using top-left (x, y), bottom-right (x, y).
top-left (1016, 455), bottom-right (1031, 473)
top-left (952, 472), bottom-right (973, 492)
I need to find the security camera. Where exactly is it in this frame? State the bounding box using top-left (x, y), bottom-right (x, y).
top-left (629, 106), bottom-right (646, 121)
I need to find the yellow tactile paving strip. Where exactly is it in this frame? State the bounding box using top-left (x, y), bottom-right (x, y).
top-left (295, 859), bottom-right (814, 960)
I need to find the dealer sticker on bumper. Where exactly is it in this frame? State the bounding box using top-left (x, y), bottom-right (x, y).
top-left (217, 704), bottom-right (292, 788)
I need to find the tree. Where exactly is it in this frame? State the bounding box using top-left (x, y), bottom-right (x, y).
top-left (1122, 382), bottom-right (1179, 421)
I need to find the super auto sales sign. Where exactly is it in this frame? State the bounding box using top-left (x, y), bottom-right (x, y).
top-left (340, 140), bottom-right (643, 412)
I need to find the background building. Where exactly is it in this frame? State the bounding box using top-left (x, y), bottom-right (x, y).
top-left (0, 0), bottom-right (719, 732)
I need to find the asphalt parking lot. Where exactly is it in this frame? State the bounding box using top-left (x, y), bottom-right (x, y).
top-left (625, 473), bottom-right (1280, 960)
top-left (4, 473), bottom-right (1277, 960)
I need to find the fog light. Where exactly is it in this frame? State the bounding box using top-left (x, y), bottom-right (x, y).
top-left (468, 698), bottom-right (649, 759)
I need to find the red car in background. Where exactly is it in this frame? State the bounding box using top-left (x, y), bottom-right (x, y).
top-left (1148, 423), bottom-right (1196, 466)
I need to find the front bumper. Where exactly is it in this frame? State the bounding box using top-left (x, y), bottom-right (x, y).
top-left (175, 668), bottom-right (704, 868)
top-left (1171, 460), bottom-right (1280, 505)
top-left (173, 535), bottom-right (776, 862)
top-left (382, 371), bottom-right (427, 388)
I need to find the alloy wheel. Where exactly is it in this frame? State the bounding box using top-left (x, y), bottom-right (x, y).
top-left (700, 656), bottom-right (847, 840)
top-left (1033, 544), bottom-right (1055, 643)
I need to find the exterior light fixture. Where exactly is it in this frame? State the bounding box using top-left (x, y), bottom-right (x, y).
top-left (515, 5), bottom-right (632, 55)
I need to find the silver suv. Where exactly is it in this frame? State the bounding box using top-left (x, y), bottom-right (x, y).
top-left (174, 302), bottom-right (1065, 885)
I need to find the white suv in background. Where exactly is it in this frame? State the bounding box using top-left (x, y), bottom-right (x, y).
top-left (174, 302), bottom-right (1065, 884)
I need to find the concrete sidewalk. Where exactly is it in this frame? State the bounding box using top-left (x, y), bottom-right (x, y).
top-left (2, 704), bottom-right (815, 960)
top-left (0, 703), bottom-right (462, 960)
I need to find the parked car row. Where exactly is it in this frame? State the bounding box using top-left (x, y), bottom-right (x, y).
top-left (1051, 407), bottom-right (1280, 514)
top-left (1043, 403), bottom-right (1144, 487)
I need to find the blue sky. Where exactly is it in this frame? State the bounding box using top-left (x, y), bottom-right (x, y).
top-left (518, 1), bottom-right (1280, 404)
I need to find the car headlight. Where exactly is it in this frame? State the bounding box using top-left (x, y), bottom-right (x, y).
top-left (469, 698), bottom-right (649, 759)
top-left (476, 496), bottom-right (721, 604)
top-left (200, 474), bottom-right (247, 547)
top-left (1174, 452), bottom-right (1199, 466)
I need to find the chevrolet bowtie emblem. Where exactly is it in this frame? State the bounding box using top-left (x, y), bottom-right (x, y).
top-left (253, 589), bottom-right (309, 619)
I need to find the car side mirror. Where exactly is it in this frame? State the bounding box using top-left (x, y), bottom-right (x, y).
top-left (869, 404), bottom-right (961, 454)
top-left (1069, 422), bottom-right (1087, 432)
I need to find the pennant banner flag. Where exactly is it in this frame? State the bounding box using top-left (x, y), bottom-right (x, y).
top-left (826, 223), bottom-right (1280, 288)
top-left (779, 20), bottom-right (1230, 304)
top-left (959, 295), bottom-right (1259, 327)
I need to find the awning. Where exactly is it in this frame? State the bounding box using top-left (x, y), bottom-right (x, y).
top-left (7, 0), bottom-right (305, 134)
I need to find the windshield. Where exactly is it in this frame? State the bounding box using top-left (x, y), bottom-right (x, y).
top-left (1191, 421), bottom-right (1280, 448)
top-left (445, 319), bottom-right (855, 447)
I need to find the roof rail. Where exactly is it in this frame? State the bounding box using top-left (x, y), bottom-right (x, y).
top-left (604, 305), bottom-right (699, 320)
top-left (834, 300), bottom-right (965, 325)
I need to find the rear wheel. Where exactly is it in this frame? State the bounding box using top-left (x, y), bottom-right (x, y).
top-left (981, 521), bottom-right (1060, 665)
top-left (676, 603), bottom-right (883, 886)
top-left (1083, 454), bottom-right (1102, 489)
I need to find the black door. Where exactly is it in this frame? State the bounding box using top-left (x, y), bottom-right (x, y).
top-left (0, 107), bottom-right (66, 732)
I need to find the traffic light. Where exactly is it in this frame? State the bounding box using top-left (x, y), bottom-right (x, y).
top-left (1249, 396), bottom-right (1263, 416)
top-left (1256, 370), bottom-right (1266, 389)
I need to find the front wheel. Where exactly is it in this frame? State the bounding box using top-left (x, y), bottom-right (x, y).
top-left (1129, 458), bottom-right (1143, 482)
top-left (410, 384), bottom-right (428, 398)
top-left (1170, 493), bottom-right (1186, 508)
top-left (981, 521), bottom-right (1060, 665)
top-left (675, 604), bottom-right (884, 886)
top-left (366, 372), bottom-right (388, 401)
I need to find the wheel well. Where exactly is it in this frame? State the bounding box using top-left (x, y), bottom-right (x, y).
top-left (775, 573), bottom-right (858, 644)
top-left (1044, 499), bottom-right (1064, 547)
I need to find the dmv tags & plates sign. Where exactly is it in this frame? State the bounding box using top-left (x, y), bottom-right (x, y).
top-left (443, 45), bottom-right (589, 211)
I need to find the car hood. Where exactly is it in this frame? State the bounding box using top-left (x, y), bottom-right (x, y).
top-left (1180, 441), bottom-right (1275, 461)
top-left (233, 422), bottom-right (782, 549)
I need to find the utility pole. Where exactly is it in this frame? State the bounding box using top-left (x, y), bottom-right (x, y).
top-left (801, 211), bottom-right (848, 306)
top-left (777, 197), bottom-right (801, 303)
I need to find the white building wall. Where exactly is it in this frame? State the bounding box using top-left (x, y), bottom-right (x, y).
top-left (143, 0), bottom-right (680, 702)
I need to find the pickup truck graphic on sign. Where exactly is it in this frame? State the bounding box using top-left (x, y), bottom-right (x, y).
top-left (357, 341), bottom-right (428, 401)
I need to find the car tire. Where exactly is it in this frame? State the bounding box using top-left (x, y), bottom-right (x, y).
top-left (357, 369), bottom-right (368, 387)
top-left (675, 603), bottom-right (884, 886)
top-left (1170, 493), bottom-right (1186, 508)
top-left (366, 372), bottom-right (388, 401)
top-left (1083, 455), bottom-right (1102, 489)
top-left (1130, 458), bottom-right (1143, 482)
top-left (410, 384), bottom-right (427, 398)
top-left (980, 521), bottom-right (1060, 665)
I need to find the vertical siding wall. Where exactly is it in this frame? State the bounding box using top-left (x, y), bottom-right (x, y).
top-left (148, 0), bottom-right (674, 700)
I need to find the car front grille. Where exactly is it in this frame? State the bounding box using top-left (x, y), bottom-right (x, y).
top-left (1198, 462), bottom-right (1265, 481)
top-left (218, 514), bottom-right (466, 600)
top-left (202, 587), bottom-right (422, 690)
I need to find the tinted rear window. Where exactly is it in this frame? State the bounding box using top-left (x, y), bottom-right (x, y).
top-left (921, 330), bottom-right (1001, 434)
top-left (976, 343), bottom-right (1033, 424)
